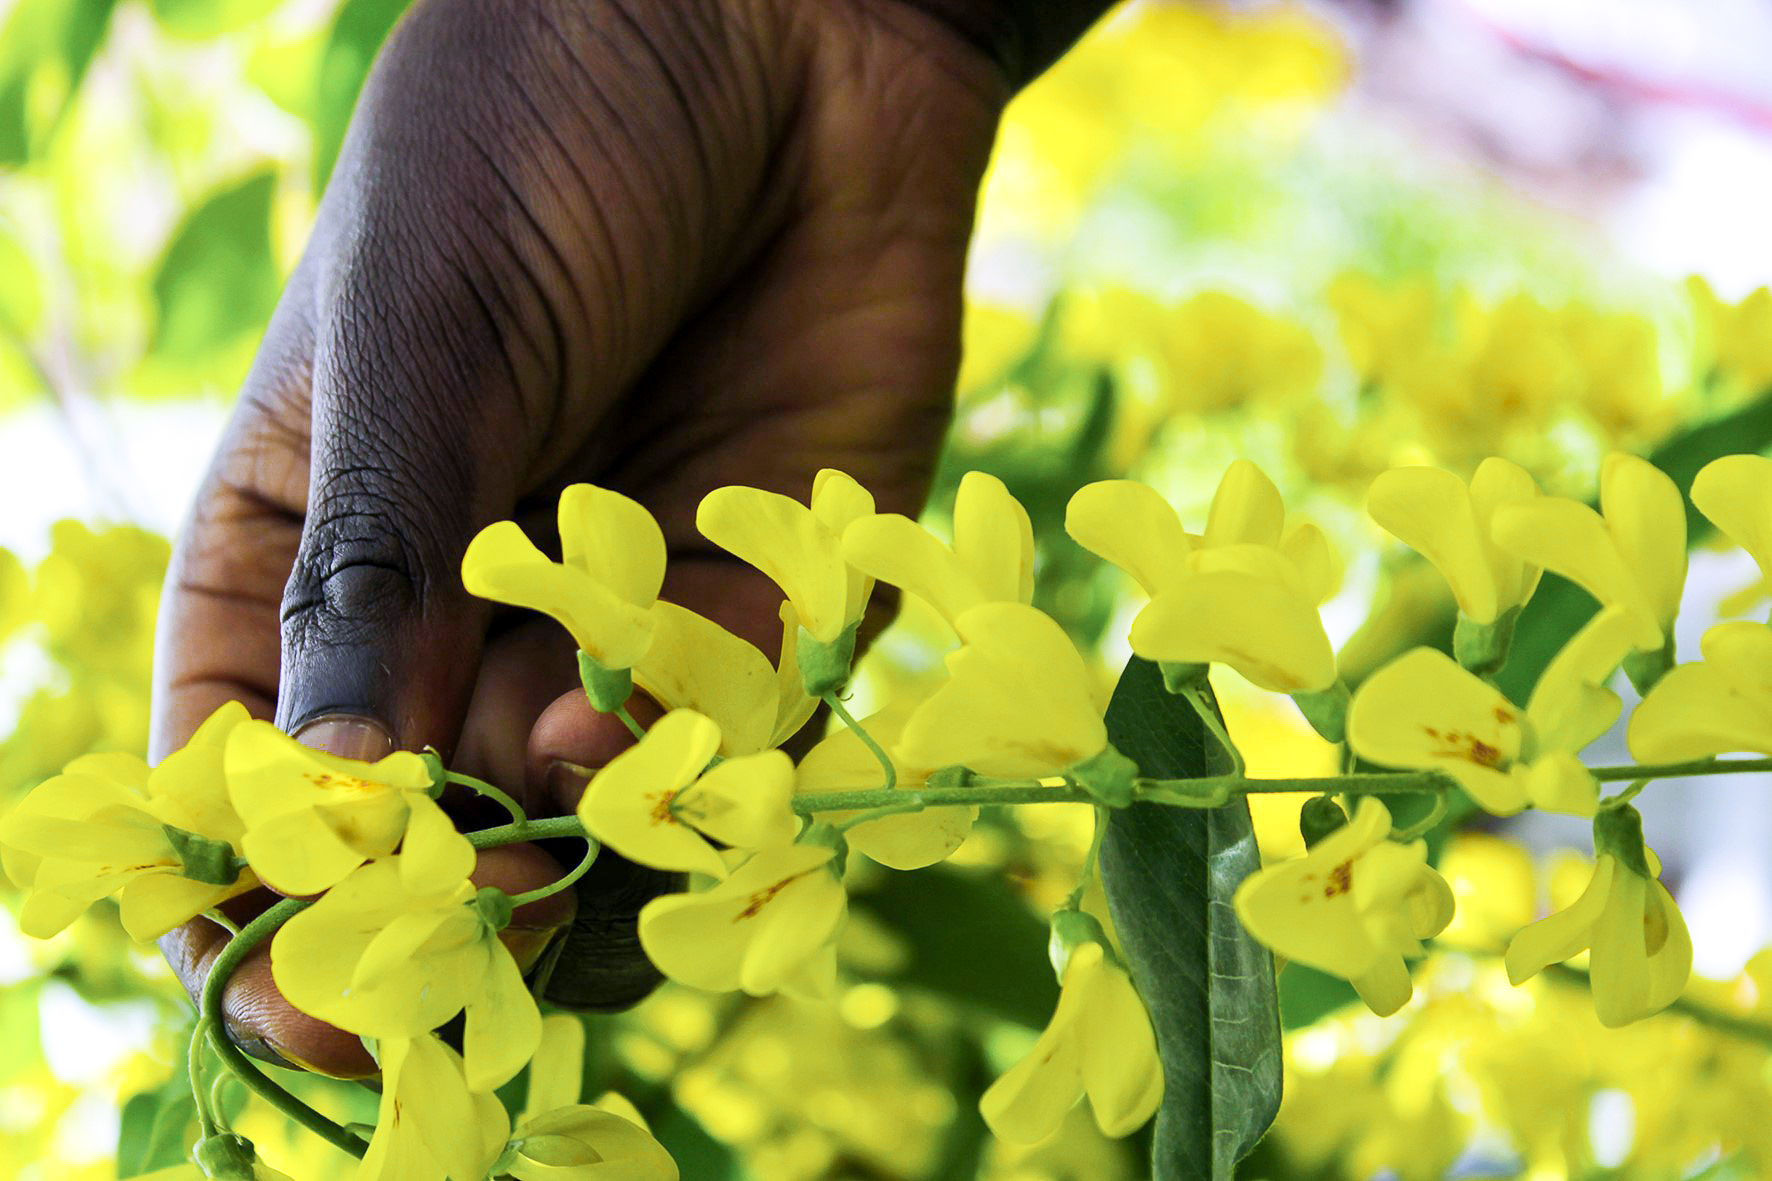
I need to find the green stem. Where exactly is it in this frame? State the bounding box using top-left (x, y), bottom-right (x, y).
top-left (614, 705), bottom-right (647, 743)
top-left (466, 815), bottom-right (588, 849)
top-left (1065, 806), bottom-right (1110, 909)
top-left (824, 693), bottom-right (896, 791)
top-left (444, 770), bottom-right (527, 825)
top-left (1181, 685), bottom-right (1244, 775)
top-left (833, 798), bottom-right (926, 833)
top-left (1589, 755), bottom-right (1772, 782)
top-left (201, 899), bottom-right (368, 1160)
top-left (507, 839), bottom-right (600, 909)
top-left (188, 1016), bottom-right (219, 1139)
top-left (1600, 779), bottom-right (1650, 810)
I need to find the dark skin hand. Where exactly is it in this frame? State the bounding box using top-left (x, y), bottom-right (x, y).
top-left (150, 0), bottom-right (1111, 1078)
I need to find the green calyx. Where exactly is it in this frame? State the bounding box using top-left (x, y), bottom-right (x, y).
top-left (1593, 802), bottom-right (1654, 881)
top-left (1160, 661), bottom-right (1210, 695)
top-left (797, 623), bottom-right (857, 698)
top-left (1048, 907), bottom-right (1110, 977)
top-left (925, 765), bottom-right (972, 790)
top-left (799, 821), bottom-right (850, 875)
top-left (194, 1133), bottom-right (257, 1179)
top-left (578, 651), bottom-right (634, 713)
top-left (163, 825), bottom-right (245, 887)
top-left (1623, 635), bottom-right (1676, 697)
top-left (1453, 606), bottom-right (1520, 677)
top-left (419, 749), bottom-right (447, 798)
top-left (474, 886), bottom-right (515, 932)
top-left (1070, 745), bottom-right (1140, 808)
top-left (1298, 795), bottom-right (1348, 849)
top-left (1290, 680), bottom-right (1351, 745)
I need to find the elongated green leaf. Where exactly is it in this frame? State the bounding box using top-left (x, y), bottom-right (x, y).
top-left (312, 0), bottom-right (409, 193)
top-left (149, 170), bottom-right (279, 364)
top-left (1098, 658), bottom-right (1282, 1181)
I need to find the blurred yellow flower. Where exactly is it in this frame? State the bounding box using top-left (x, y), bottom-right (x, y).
top-left (1505, 839), bottom-right (1691, 1028)
top-left (1366, 457), bottom-right (1542, 625)
top-left (578, 709), bottom-right (796, 879)
top-left (224, 719), bottom-right (465, 896)
top-left (1492, 451), bottom-right (1685, 653)
top-left (272, 855), bottom-right (540, 1091)
top-left (896, 602), bottom-right (1107, 779)
top-left (697, 469), bottom-right (875, 645)
top-left (1233, 797), bottom-right (1452, 1015)
top-left (1689, 276), bottom-right (1772, 396)
top-left (979, 941), bottom-right (1161, 1144)
top-left (359, 1034), bottom-right (510, 1181)
top-left (1692, 453), bottom-right (1772, 588)
top-left (461, 483), bottom-right (666, 670)
top-left (841, 471), bottom-right (1033, 630)
top-left (638, 844), bottom-right (846, 997)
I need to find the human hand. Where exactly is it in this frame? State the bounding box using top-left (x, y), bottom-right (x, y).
top-left (149, 0), bottom-right (1103, 1076)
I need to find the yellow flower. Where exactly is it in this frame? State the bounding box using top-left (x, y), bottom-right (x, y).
top-left (1491, 451), bottom-right (1686, 652)
top-left (224, 719), bottom-right (469, 896)
top-left (271, 853), bottom-right (540, 1090)
top-left (136, 1162), bottom-right (293, 1180)
top-left (1348, 620), bottom-right (1632, 818)
top-left (1366, 458), bottom-right (1542, 624)
top-left (577, 709), bottom-right (795, 879)
top-left (637, 844), bottom-right (846, 996)
top-left (1233, 798), bottom-right (1452, 1015)
top-left (359, 1035), bottom-right (510, 1181)
top-left (696, 469), bottom-right (875, 644)
top-left (1692, 453), bottom-right (1772, 589)
top-left (1505, 837), bottom-right (1691, 1027)
top-left (461, 484), bottom-right (666, 670)
top-left (1689, 276), bottom-right (1772, 395)
top-left (631, 601), bottom-right (816, 756)
top-left (795, 699), bottom-right (975, 870)
top-left (0, 703), bottom-right (258, 939)
top-left (1068, 463), bottom-right (1339, 693)
top-left (841, 471), bottom-right (1034, 630)
top-left (503, 1014), bottom-right (681, 1180)
top-left (978, 941), bottom-right (1162, 1144)
top-left (896, 602), bottom-right (1108, 779)
top-left (1629, 621), bottom-right (1772, 762)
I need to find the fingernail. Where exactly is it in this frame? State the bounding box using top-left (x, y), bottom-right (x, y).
top-left (546, 759), bottom-right (592, 809)
top-left (293, 715), bottom-right (396, 761)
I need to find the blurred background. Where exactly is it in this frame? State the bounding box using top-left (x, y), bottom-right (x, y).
top-left (5, 0), bottom-right (1772, 1177)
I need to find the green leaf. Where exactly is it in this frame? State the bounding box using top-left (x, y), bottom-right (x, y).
top-left (0, 0), bottom-right (117, 164)
top-left (311, 0), bottom-right (409, 193)
top-left (116, 1089), bottom-right (196, 1176)
top-left (149, 171), bottom-right (279, 364)
top-left (1098, 657), bottom-right (1283, 1181)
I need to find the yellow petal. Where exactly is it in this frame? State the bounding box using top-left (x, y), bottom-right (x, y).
top-left (842, 513), bottom-right (983, 627)
top-left (1349, 954), bottom-right (1414, 1017)
top-left (1627, 622), bottom-right (1772, 761)
top-left (463, 942), bottom-right (542, 1090)
top-left (1279, 523), bottom-right (1340, 606)
top-left (769, 600), bottom-right (820, 748)
top-left (1074, 949), bottom-right (1163, 1138)
top-left (1347, 648), bottom-right (1528, 815)
top-left (1693, 453), bottom-right (1772, 584)
top-left (979, 999), bottom-right (1085, 1146)
top-left (1203, 460), bottom-right (1286, 549)
top-left (1586, 863), bottom-right (1689, 1027)
top-left (897, 603), bottom-right (1106, 778)
top-left (953, 471), bottom-right (1035, 605)
top-left (1065, 480), bottom-right (1194, 597)
top-left (1131, 570), bottom-right (1336, 693)
top-left (1367, 466), bottom-right (1497, 622)
top-left (1525, 606), bottom-right (1635, 755)
top-left (1600, 451), bottom-right (1686, 634)
top-left (522, 1014), bottom-right (586, 1119)
top-left (1504, 855), bottom-right (1615, 984)
top-left (1468, 456), bottom-right (1543, 611)
top-left (557, 484), bottom-right (666, 609)
top-left (116, 873), bottom-right (245, 941)
top-left (398, 793), bottom-right (474, 895)
top-left (510, 1106), bottom-right (680, 1179)
top-left (632, 603), bottom-right (776, 756)
top-left (683, 750), bottom-right (798, 852)
top-left (811, 468), bottom-right (877, 629)
top-left (697, 485), bottom-right (849, 643)
top-left (579, 710), bottom-right (728, 878)
top-left (461, 520), bottom-right (656, 668)
top-left (1491, 499), bottom-right (1662, 650)
top-left (1522, 752), bottom-right (1599, 817)
top-left (241, 807), bottom-right (374, 896)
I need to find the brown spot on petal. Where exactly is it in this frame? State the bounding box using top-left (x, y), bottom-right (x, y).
top-left (648, 790), bottom-right (679, 827)
top-left (1325, 861), bottom-right (1353, 898)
